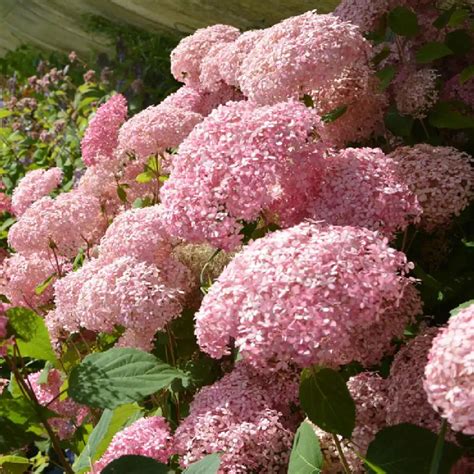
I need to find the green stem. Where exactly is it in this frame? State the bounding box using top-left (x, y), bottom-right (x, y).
top-left (429, 420), bottom-right (448, 474)
top-left (333, 434), bottom-right (351, 474)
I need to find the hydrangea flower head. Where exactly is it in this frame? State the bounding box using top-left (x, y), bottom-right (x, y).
top-left (171, 24), bottom-right (240, 88)
top-left (240, 11), bottom-right (372, 105)
top-left (389, 145), bottom-right (473, 231)
top-left (12, 167), bottom-right (63, 216)
top-left (81, 94), bottom-right (127, 167)
top-left (196, 222), bottom-right (417, 369)
top-left (308, 147), bottom-right (421, 236)
top-left (160, 99), bottom-right (325, 250)
top-left (424, 304), bottom-right (474, 435)
top-left (174, 362), bottom-right (298, 472)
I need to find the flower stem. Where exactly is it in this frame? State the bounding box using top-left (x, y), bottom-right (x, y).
top-left (333, 433), bottom-right (352, 474)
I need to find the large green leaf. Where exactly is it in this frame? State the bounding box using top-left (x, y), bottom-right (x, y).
top-left (6, 307), bottom-right (56, 363)
top-left (388, 7), bottom-right (419, 37)
top-left (429, 102), bottom-right (474, 129)
top-left (0, 417), bottom-right (41, 452)
top-left (365, 424), bottom-right (461, 474)
top-left (73, 404), bottom-right (142, 473)
top-left (68, 348), bottom-right (189, 409)
top-left (299, 368), bottom-right (355, 439)
top-left (416, 42), bottom-right (453, 63)
top-left (384, 107), bottom-right (414, 137)
top-left (288, 421), bottom-right (323, 474)
top-left (101, 455), bottom-right (169, 474)
top-left (184, 453), bottom-right (221, 474)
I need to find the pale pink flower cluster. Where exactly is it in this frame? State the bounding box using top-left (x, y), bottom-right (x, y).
top-left (389, 145), bottom-right (474, 231)
top-left (394, 68), bottom-right (439, 119)
top-left (424, 303), bottom-right (474, 435)
top-left (11, 167), bottom-right (63, 216)
top-left (307, 147), bottom-right (421, 237)
top-left (1, 252), bottom-right (67, 308)
top-left (50, 206), bottom-right (192, 350)
top-left (94, 416), bottom-right (173, 472)
top-left (386, 328), bottom-right (445, 433)
top-left (81, 94), bottom-right (127, 167)
top-left (28, 369), bottom-right (89, 439)
top-left (117, 102), bottom-right (202, 162)
top-left (174, 362), bottom-right (298, 472)
top-left (0, 182), bottom-right (11, 214)
top-left (334, 0), bottom-right (393, 33)
top-left (444, 74), bottom-right (474, 110)
top-left (196, 222), bottom-right (418, 369)
top-left (171, 24), bottom-right (240, 87)
top-left (160, 100), bottom-right (325, 250)
top-left (8, 190), bottom-right (106, 258)
top-left (239, 12), bottom-right (372, 105)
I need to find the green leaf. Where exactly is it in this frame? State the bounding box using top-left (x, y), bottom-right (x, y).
top-left (448, 9), bottom-right (470, 27)
top-left (0, 398), bottom-right (55, 425)
top-left (288, 421), bottom-right (323, 474)
top-left (433, 7), bottom-right (455, 29)
top-left (135, 172), bottom-right (153, 184)
top-left (445, 30), bottom-right (472, 56)
top-left (116, 185), bottom-right (128, 203)
top-left (321, 105), bottom-right (348, 123)
top-left (0, 455), bottom-right (30, 474)
top-left (299, 367), bottom-right (355, 438)
top-left (68, 348), bottom-right (189, 409)
top-left (384, 107), bottom-right (414, 137)
top-left (376, 66), bottom-right (396, 91)
top-left (430, 420), bottom-right (448, 474)
top-left (429, 102), bottom-right (474, 129)
top-left (0, 416), bottom-right (40, 452)
top-left (416, 42), bottom-right (453, 63)
top-left (6, 307), bottom-right (56, 363)
top-left (302, 94), bottom-right (315, 108)
top-left (388, 7), bottom-right (419, 37)
top-left (450, 300), bottom-right (474, 316)
top-left (0, 109), bottom-right (12, 119)
top-left (34, 273), bottom-right (55, 296)
top-left (366, 424), bottom-right (462, 474)
top-left (184, 453), bottom-right (222, 474)
top-left (101, 455), bottom-right (169, 474)
top-left (73, 404), bottom-right (142, 473)
top-left (460, 65), bottom-right (474, 84)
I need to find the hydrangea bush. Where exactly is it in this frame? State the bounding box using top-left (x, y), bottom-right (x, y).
top-left (0, 2), bottom-right (473, 473)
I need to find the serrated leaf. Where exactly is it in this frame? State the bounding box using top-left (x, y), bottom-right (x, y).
top-left (416, 42), bottom-right (453, 63)
top-left (376, 66), bottom-right (396, 91)
top-left (299, 367), bottom-right (355, 438)
top-left (366, 424), bottom-right (461, 474)
top-left (68, 348), bottom-right (189, 409)
top-left (460, 65), bottom-right (474, 84)
top-left (288, 421), bottom-right (323, 474)
top-left (388, 7), bottom-right (419, 37)
top-left (184, 453), bottom-right (221, 474)
top-left (101, 455), bottom-right (169, 474)
top-left (6, 307), bottom-right (56, 363)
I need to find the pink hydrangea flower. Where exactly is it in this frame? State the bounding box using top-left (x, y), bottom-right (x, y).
top-left (12, 168), bottom-right (63, 216)
top-left (93, 416), bottom-right (173, 472)
top-left (387, 328), bottom-right (446, 434)
top-left (81, 94), bottom-right (127, 167)
top-left (160, 99), bottom-right (325, 250)
top-left (307, 147), bottom-right (421, 237)
top-left (171, 24), bottom-right (240, 88)
top-left (117, 102), bottom-right (202, 162)
top-left (424, 304), bottom-right (474, 435)
top-left (8, 190), bottom-right (106, 258)
top-left (174, 362), bottom-right (298, 472)
top-left (196, 222), bottom-right (417, 369)
top-left (28, 369), bottom-right (89, 439)
top-left (0, 191), bottom-right (11, 214)
top-left (239, 12), bottom-right (372, 105)
top-left (1, 252), bottom-right (68, 308)
top-left (0, 315), bottom-right (7, 339)
top-left (98, 205), bottom-right (173, 264)
top-left (394, 68), bottom-right (439, 119)
top-left (53, 255), bottom-right (192, 350)
top-left (389, 145), bottom-right (474, 231)
top-left (334, 0), bottom-right (394, 33)
top-left (444, 74), bottom-right (474, 110)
